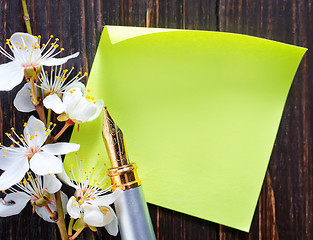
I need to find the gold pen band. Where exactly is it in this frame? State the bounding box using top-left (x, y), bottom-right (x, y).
top-left (107, 163), bottom-right (142, 191)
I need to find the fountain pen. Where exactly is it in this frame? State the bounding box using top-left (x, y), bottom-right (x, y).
top-left (102, 107), bottom-right (156, 240)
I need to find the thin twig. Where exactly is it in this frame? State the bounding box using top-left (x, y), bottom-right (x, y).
top-left (30, 77), bottom-right (38, 105)
top-left (69, 227), bottom-right (85, 240)
top-left (46, 109), bottom-right (52, 127)
top-left (21, 0), bottom-right (32, 34)
top-left (55, 191), bottom-right (68, 240)
top-left (52, 122), bottom-right (71, 142)
top-left (68, 218), bottom-right (75, 237)
top-left (35, 104), bottom-right (46, 125)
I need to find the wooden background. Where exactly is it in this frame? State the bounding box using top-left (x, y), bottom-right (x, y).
top-left (0, 0), bottom-right (311, 239)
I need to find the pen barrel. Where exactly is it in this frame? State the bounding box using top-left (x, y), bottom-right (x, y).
top-left (114, 186), bottom-right (156, 240)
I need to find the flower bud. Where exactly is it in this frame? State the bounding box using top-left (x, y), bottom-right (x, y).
top-left (31, 191), bottom-right (54, 207)
top-left (24, 65), bottom-right (42, 79)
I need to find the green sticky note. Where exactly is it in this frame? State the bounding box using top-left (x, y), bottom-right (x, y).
top-left (65, 26), bottom-right (306, 232)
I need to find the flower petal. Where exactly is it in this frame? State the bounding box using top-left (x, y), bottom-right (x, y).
top-left (63, 87), bottom-right (83, 113)
top-left (0, 61), bottom-right (24, 91)
top-left (104, 207), bottom-right (119, 236)
top-left (23, 116), bottom-right (47, 147)
top-left (0, 192), bottom-right (30, 217)
top-left (65, 81), bottom-right (86, 94)
top-left (90, 189), bottom-right (122, 206)
top-left (69, 97), bottom-right (97, 123)
top-left (13, 82), bottom-right (35, 112)
top-left (0, 157), bottom-right (28, 191)
top-left (67, 196), bottom-right (81, 219)
top-left (88, 99), bottom-right (104, 122)
top-left (42, 52), bottom-right (79, 66)
top-left (83, 203), bottom-right (110, 227)
top-left (0, 148), bottom-right (26, 170)
top-left (35, 205), bottom-right (54, 223)
top-left (57, 165), bottom-right (76, 189)
top-left (43, 174), bottom-right (62, 194)
top-left (11, 32), bottom-right (41, 62)
top-left (30, 152), bottom-right (63, 175)
top-left (43, 94), bottom-right (66, 114)
top-left (41, 142), bottom-right (80, 155)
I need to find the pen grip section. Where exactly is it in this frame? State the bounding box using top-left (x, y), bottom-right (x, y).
top-left (114, 186), bottom-right (156, 240)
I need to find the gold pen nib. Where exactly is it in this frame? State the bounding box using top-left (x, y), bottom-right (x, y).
top-left (102, 106), bottom-right (129, 168)
top-left (102, 107), bottom-right (141, 190)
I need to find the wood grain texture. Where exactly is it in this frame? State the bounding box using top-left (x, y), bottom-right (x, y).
top-left (0, 0), bottom-right (311, 239)
top-left (219, 0), bottom-right (313, 239)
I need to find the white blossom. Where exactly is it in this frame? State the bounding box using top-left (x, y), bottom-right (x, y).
top-left (0, 116), bottom-right (80, 190)
top-left (52, 87), bottom-right (104, 124)
top-left (0, 173), bottom-right (68, 223)
top-left (58, 156), bottom-right (122, 236)
top-left (0, 32), bottom-right (79, 91)
top-left (14, 66), bottom-right (86, 113)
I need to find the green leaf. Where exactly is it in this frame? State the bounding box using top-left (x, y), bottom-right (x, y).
top-left (73, 218), bottom-right (86, 231)
top-left (88, 225), bottom-right (97, 232)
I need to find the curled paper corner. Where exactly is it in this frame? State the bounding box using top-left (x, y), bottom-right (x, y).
top-left (105, 25), bottom-right (308, 54)
top-left (105, 25), bottom-right (176, 44)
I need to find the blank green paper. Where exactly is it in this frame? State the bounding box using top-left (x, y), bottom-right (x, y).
top-left (65, 26), bottom-right (306, 231)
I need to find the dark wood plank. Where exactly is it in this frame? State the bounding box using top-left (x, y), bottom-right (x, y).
top-left (1, 0), bottom-right (312, 239)
top-left (0, 0), bottom-right (219, 239)
top-left (219, 0), bottom-right (313, 239)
